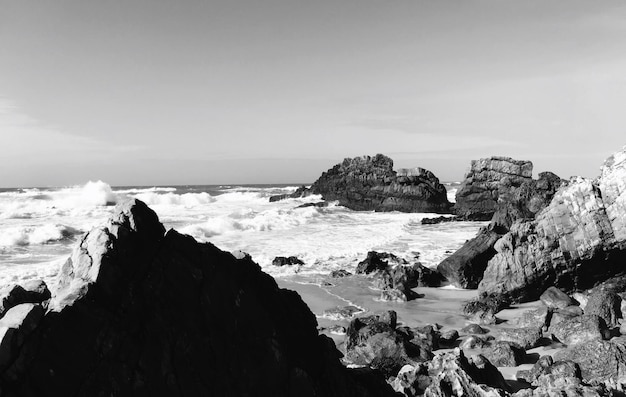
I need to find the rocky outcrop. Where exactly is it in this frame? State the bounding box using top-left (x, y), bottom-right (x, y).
top-left (479, 146), bottom-right (626, 302)
top-left (269, 186), bottom-right (312, 202)
top-left (438, 169), bottom-right (562, 288)
top-left (454, 157), bottom-right (533, 221)
top-left (272, 256), bottom-right (305, 267)
top-left (309, 154), bottom-right (451, 213)
top-left (0, 199), bottom-right (395, 397)
top-left (554, 338), bottom-right (626, 384)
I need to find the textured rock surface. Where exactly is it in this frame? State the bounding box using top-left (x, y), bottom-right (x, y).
top-left (554, 338), bottom-right (626, 384)
top-left (0, 199), bottom-right (394, 397)
top-left (548, 314), bottom-right (609, 345)
top-left (497, 327), bottom-right (542, 350)
top-left (585, 290), bottom-right (622, 327)
top-left (540, 287), bottom-right (575, 309)
top-left (483, 341), bottom-right (526, 367)
top-left (0, 281), bottom-right (50, 317)
top-left (269, 186), bottom-right (312, 202)
top-left (310, 154), bottom-right (451, 213)
top-left (423, 349), bottom-right (509, 397)
top-left (454, 156), bottom-right (533, 220)
top-left (479, 147), bottom-right (626, 302)
top-left (438, 169), bottom-right (562, 288)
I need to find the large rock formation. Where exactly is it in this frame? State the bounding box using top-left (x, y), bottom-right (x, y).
top-left (0, 199), bottom-right (394, 397)
top-left (479, 147), bottom-right (626, 302)
top-left (438, 168), bottom-right (562, 288)
top-left (308, 154), bottom-right (451, 213)
top-left (454, 157), bottom-right (533, 221)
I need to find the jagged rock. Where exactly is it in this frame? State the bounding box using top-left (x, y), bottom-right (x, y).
top-left (390, 363), bottom-right (431, 397)
top-left (513, 382), bottom-right (608, 397)
top-left (516, 355), bottom-right (555, 384)
top-left (421, 216), bottom-right (462, 225)
top-left (550, 306), bottom-right (584, 327)
top-left (0, 303), bottom-right (45, 373)
top-left (497, 327), bottom-right (542, 350)
top-left (540, 287), bottom-right (575, 309)
top-left (483, 341), bottom-right (526, 367)
top-left (0, 281), bottom-right (50, 317)
top-left (554, 338), bottom-right (626, 384)
top-left (272, 255), bottom-right (304, 267)
top-left (513, 359), bottom-right (606, 397)
top-left (585, 290), bottom-right (622, 328)
top-left (411, 325), bottom-right (439, 351)
top-left (330, 269), bottom-right (352, 278)
top-left (516, 306), bottom-right (551, 329)
top-left (424, 349), bottom-right (509, 397)
top-left (438, 170), bottom-right (562, 288)
top-left (329, 325), bottom-right (347, 335)
top-left (323, 305), bottom-right (363, 321)
top-left (0, 199), bottom-right (395, 397)
top-left (460, 335), bottom-right (494, 350)
top-left (463, 293), bottom-right (510, 325)
top-left (268, 185), bottom-right (312, 202)
top-left (309, 154), bottom-right (451, 213)
top-left (455, 156), bottom-right (534, 220)
top-left (479, 147), bottom-right (626, 302)
top-left (356, 251), bottom-right (406, 274)
top-left (548, 314), bottom-right (609, 345)
top-left (461, 324), bottom-right (490, 335)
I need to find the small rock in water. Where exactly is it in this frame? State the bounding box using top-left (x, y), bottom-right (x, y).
top-left (272, 256), bottom-right (304, 267)
top-left (329, 269), bottom-right (352, 278)
top-left (329, 325), bottom-right (347, 335)
top-left (461, 323), bottom-right (490, 335)
top-left (323, 305), bottom-right (363, 321)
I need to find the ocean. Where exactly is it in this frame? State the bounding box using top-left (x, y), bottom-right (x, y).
top-left (0, 181), bottom-right (483, 292)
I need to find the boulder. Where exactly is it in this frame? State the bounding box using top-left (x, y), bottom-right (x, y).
top-left (272, 256), bottom-right (304, 267)
top-left (461, 324), bottom-right (490, 335)
top-left (479, 147), bottom-right (626, 302)
top-left (423, 349), bottom-right (509, 396)
top-left (516, 306), bottom-right (551, 329)
top-left (390, 363), bottom-right (431, 397)
top-left (438, 170), bottom-right (562, 288)
top-left (323, 305), bottom-right (363, 321)
top-left (454, 156), bottom-right (534, 220)
top-left (310, 154), bottom-right (452, 213)
top-left (584, 290), bottom-right (622, 328)
top-left (548, 314), bottom-right (609, 345)
top-left (0, 303), bottom-right (45, 373)
top-left (497, 327), bottom-right (542, 350)
top-left (462, 293), bottom-right (510, 325)
top-left (439, 329), bottom-right (460, 346)
top-left (0, 199), bottom-right (395, 397)
top-left (268, 185), bottom-right (312, 202)
top-left (540, 287), bottom-right (575, 309)
top-left (554, 338), bottom-right (626, 384)
top-left (516, 355), bottom-right (555, 384)
top-left (0, 281), bottom-right (51, 317)
top-left (460, 335), bottom-right (494, 350)
top-left (330, 269), bottom-right (352, 278)
top-left (483, 341), bottom-right (526, 367)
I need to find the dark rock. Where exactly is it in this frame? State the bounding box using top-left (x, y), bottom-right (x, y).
top-left (269, 185), bottom-right (312, 202)
top-left (540, 286), bottom-right (575, 309)
top-left (585, 290), bottom-right (622, 328)
top-left (439, 329), bottom-right (460, 346)
top-left (272, 256), bottom-right (305, 267)
top-left (516, 355), bottom-right (554, 384)
top-left (0, 303), bottom-right (45, 373)
top-left (515, 357), bottom-right (591, 396)
top-left (330, 269), bottom-right (352, 278)
top-left (329, 325), bottom-right (347, 335)
top-left (420, 216), bottom-right (462, 225)
top-left (548, 314), bottom-right (609, 345)
top-left (554, 338), bottom-right (626, 384)
top-left (296, 201), bottom-right (329, 209)
top-left (462, 293), bottom-right (510, 325)
top-left (356, 251), bottom-right (406, 275)
top-left (0, 281), bottom-right (51, 317)
top-left (424, 349), bottom-right (509, 396)
top-left (483, 341), bottom-right (526, 367)
top-left (497, 327), bottom-right (542, 350)
top-left (460, 335), bottom-right (494, 350)
top-left (310, 154), bottom-right (452, 213)
top-left (411, 325), bottom-right (439, 351)
top-left (0, 199), bottom-right (395, 397)
top-left (479, 148), bottom-right (626, 302)
top-left (461, 324), bottom-right (490, 335)
top-left (390, 363), bottom-right (431, 396)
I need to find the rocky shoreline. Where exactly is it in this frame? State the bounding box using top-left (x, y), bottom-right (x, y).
top-left (1, 146), bottom-right (626, 396)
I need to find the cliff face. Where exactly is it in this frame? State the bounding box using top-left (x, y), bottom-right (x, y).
top-left (454, 156), bottom-right (534, 220)
top-left (310, 154), bottom-right (451, 213)
top-left (479, 147), bottom-right (626, 302)
top-left (0, 200), bottom-right (393, 397)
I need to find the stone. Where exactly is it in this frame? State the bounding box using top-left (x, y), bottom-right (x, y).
top-left (516, 355), bottom-right (554, 384)
top-left (460, 335), bottom-right (493, 350)
top-left (439, 329), bottom-right (460, 346)
top-left (0, 281), bottom-right (51, 317)
top-left (323, 305), bottom-right (363, 321)
top-left (462, 293), bottom-right (510, 325)
top-left (516, 306), bottom-right (551, 329)
top-left (271, 256), bottom-right (304, 267)
top-left (0, 303), bottom-right (45, 373)
top-left (478, 147), bottom-right (626, 302)
top-left (310, 154), bottom-right (452, 213)
top-left (423, 349), bottom-right (509, 396)
top-left (390, 363), bottom-right (431, 397)
top-left (548, 314), bottom-right (609, 345)
top-left (483, 341), bottom-right (526, 367)
top-left (554, 338), bottom-right (626, 384)
top-left (268, 185), bottom-right (312, 202)
top-left (329, 325), bottom-right (347, 335)
top-left (584, 290), bottom-right (622, 328)
top-left (454, 156), bottom-right (534, 220)
top-left (497, 327), bottom-right (542, 350)
top-left (461, 324), bottom-right (490, 335)
top-left (330, 269), bottom-right (352, 278)
top-left (0, 199), bottom-right (395, 397)
top-left (540, 287), bottom-right (575, 309)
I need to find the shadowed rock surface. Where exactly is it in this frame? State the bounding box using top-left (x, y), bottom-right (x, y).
top-left (309, 154), bottom-right (451, 213)
top-left (479, 147), bottom-right (626, 302)
top-left (0, 199), bottom-right (395, 397)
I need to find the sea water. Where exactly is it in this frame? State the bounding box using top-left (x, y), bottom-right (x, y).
top-left (0, 181), bottom-right (482, 290)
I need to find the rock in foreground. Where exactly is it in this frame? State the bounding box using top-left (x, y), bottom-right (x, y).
top-left (0, 199), bottom-right (394, 397)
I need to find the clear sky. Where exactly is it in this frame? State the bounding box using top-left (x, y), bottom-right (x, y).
top-left (1, 1), bottom-right (625, 187)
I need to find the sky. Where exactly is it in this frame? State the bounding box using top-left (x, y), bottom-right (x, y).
top-left (1, 1), bottom-right (626, 187)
